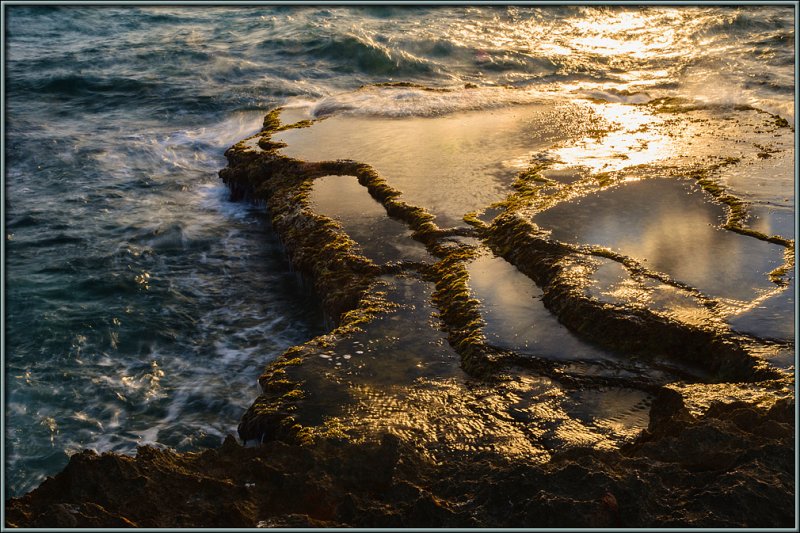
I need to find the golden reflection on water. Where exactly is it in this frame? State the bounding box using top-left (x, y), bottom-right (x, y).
top-left (118, 360), bottom-right (165, 402)
top-left (551, 103), bottom-right (676, 173)
top-left (585, 258), bottom-right (723, 328)
top-left (568, 10), bottom-right (680, 58)
top-left (451, 7), bottom-right (697, 65)
top-left (335, 374), bottom-right (645, 460)
top-left (134, 271), bottom-right (151, 290)
top-left (537, 178), bottom-right (785, 303)
top-left (274, 103), bottom-right (580, 227)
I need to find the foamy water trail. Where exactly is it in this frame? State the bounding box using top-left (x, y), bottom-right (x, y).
top-left (309, 86), bottom-right (550, 118)
top-left (5, 107), bottom-right (324, 496)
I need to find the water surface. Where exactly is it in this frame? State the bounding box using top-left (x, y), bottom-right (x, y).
top-left (533, 178), bottom-right (787, 303)
top-left (275, 102), bottom-right (592, 227)
top-left (309, 175), bottom-right (431, 263)
top-left (468, 254), bottom-right (611, 361)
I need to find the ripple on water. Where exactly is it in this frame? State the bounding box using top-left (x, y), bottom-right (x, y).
top-left (565, 387), bottom-right (652, 441)
top-left (316, 275), bottom-right (464, 387)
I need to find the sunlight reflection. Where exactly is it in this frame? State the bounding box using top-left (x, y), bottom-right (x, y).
top-left (551, 103), bottom-right (675, 172)
top-left (273, 102), bottom-right (577, 227)
top-left (535, 179), bottom-right (786, 303)
top-left (568, 9), bottom-right (680, 58)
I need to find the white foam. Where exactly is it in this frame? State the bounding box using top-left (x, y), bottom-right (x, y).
top-left (309, 85), bottom-right (550, 119)
top-left (176, 110), bottom-right (266, 151)
top-left (578, 89), bottom-right (652, 104)
top-left (196, 182), bottom-right (256, 221)
top-left (678, 66), bottom-right (795, 122)
top-left (748, 97), bottom-right (795, 123)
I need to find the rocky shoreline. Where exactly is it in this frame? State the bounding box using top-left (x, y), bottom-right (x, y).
top-left (5, 392), bottom-right (795, 528)
top-left (7, 89), bottom-right (796, 528)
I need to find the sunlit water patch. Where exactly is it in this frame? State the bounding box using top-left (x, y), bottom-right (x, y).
top-left (309, 175), bottom-right (432, 264)
top-left (533, 178), bottom-right (786, 303)
top-left (274, 94), bottom-right (598, 227)
top-left (650, 106), bottom-right (794, 212)
top-left (467, 253), bottom-right (612, 361)
top-left (586, 258), bottom-right (720, 329)
top-left (547, 102), bottom-right (676, 173)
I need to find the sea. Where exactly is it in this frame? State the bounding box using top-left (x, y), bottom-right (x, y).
top-left (4, 5), bottom-right (795, 497)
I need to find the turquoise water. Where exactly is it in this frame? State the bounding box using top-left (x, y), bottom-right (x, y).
top-left (4, 6), bottom-right (794, 497)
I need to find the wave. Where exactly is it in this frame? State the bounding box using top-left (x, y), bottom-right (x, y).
top-left (270, 33), bottom-right (438, 77)
top-left (401, 37), bottom-right (466, 59)
top-left (6, 214), bottom-right (43, 229)
top-left (8, 233), bottom-right (86, 249)
top-left (134, 47), bottom-right (213, 64)
top-left (676, 61), bottom-right (795, 122)
top-left (699, 8), bottom-right (793, 34)
top-left (14, 74), bottom-right (155, 97)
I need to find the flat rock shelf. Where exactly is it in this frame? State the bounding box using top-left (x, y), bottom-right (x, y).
top-left (7, 86), bottom-right (795, 528)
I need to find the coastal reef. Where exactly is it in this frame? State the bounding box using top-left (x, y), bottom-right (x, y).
top-left (7, 85), bottom-right (795, 528)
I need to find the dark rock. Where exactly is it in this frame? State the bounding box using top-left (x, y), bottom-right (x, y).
top-left (767, 397), bottom-right (795, 424)
top-left (6, 401), bottom-right (796, 528)
top-left (647, 387), bottom-right (693, 433)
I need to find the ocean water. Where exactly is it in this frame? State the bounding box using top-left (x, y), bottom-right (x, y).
top-left (4, 5), bottom-right (794, 497)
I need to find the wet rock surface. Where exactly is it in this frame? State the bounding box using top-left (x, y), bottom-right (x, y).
top-left (7, 87), bottom-right (795, 528)
top-left (6, 395), bottom-right (794, 528)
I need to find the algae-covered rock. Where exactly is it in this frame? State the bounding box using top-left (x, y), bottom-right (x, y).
top-left (221, 93), bottom-right (791, 477)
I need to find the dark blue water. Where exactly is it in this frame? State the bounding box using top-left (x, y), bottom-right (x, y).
top-left (4, 5), bottom-right (794, 497)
